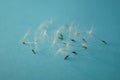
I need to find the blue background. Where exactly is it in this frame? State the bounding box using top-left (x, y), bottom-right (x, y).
top-left (0, 0), bottom-right (120, 80)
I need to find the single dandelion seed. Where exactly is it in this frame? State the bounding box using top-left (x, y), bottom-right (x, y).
top-left (70, 39), bottom-right (76, 42)
top-left (72, 51), bottom-right (77, 55)
top-left (64, 55), bottom-right (69, 60)
top-left (21, 41), bottom-right (26, 45)
top-left (101, 40), bottom-right (107, 45)
top-left (32, 49), bottom-right (36, 54)
top-left (58, 33), bottom-right (64, 40)
top-left (82, 43), bottom-right (88, 49)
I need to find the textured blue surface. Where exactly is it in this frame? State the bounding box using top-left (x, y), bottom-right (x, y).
top-left (0, 0), bottom-right (120, 80)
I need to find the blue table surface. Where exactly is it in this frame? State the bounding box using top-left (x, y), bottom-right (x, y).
top-left (0, 0), bottom-right (120, 80)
